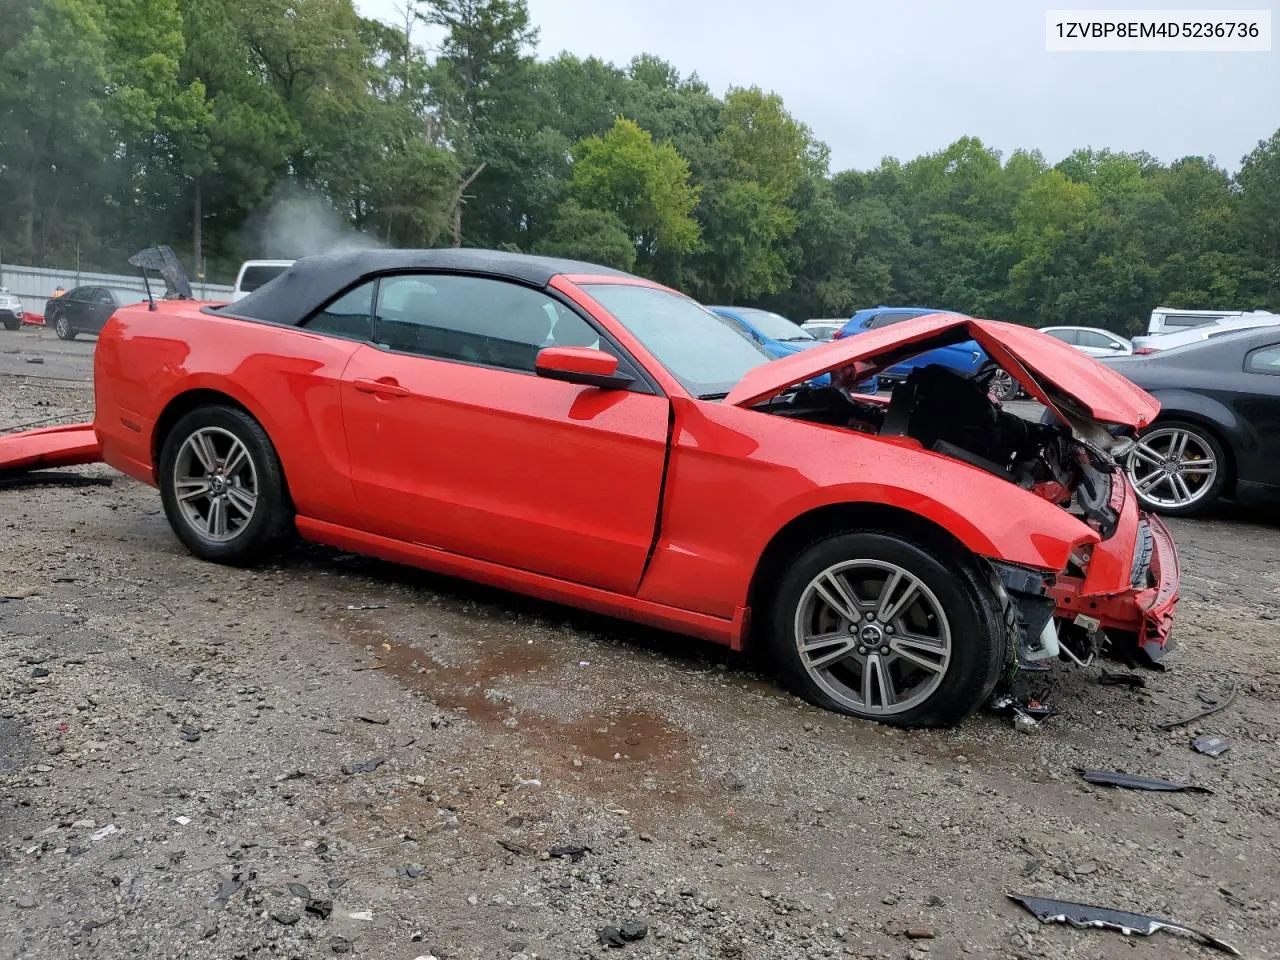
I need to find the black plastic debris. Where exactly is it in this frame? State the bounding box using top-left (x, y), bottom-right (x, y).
top-left (213, 878), bottom-right (243, 905)
top-left (1079, 769), bottom-right (1212, 793)
top-left (1099, 670), bottom-right (1145, 688)
top-left (305, 898), bottom-right (333, 919)
top-left (620, 921), bottom-right (649, 942)
top-left (340, 757), bottom-right (385, 775)
top-left (1008, 893), bottom-right (1240, 956)
top-left (180, 726), bottom-right (201, 743)
top-left (597, 926), bottom-right (626, 948)
top-left (30, 667), bottom-right (50, 678)
top-left (287, 882), bottom-right (312, 900)
top-left (548, 843), bottom-right (590, 862)
top-left (1159, 679), bottom-right (1239, 730)
top-left (271, 910), bottom-right (300, 926)
top-left (1194, 734), bottom-right (1231, 757)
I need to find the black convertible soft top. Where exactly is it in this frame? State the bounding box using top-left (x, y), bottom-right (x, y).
top-left (225, 248), bottom-right (636, 326)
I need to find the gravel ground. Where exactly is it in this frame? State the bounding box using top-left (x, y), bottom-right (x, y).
top-left (2, 325), bottom-right (1279, 960)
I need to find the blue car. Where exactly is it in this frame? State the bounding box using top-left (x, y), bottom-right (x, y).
top-left (833, 306), bottom-right (1016, 400)
top-left (710, 306), bottom-right (878, 393)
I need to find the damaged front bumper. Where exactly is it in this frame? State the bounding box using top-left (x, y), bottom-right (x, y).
top-left (1048, 474), bottom-right (1180, 660)
top-left (0, 423), bottom-right (102, 474)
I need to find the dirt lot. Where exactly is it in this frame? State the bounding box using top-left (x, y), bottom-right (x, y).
top-left (3, 324), bottom-right (1279, 960)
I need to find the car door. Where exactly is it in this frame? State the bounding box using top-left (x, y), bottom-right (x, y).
top-left (339, 272), bottom-right (670, 595)
top-left (1235, 341), bottom-right (1280, 485)
top-left (1076, 330), bottom-right (1122, 357)
top-left (86, 288), bottom-right (119, 333)
top-left (60, 287), bottom-right (92, 331)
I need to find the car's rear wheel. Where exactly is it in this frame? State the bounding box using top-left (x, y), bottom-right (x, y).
top-left (766, 532), bottom-right (1009, 728)
top-left (53, 311), bottom-right (75, 340)
top-left (158, 405), bottom-right (290, 565)
top-left (2, 317), bottom-right (19, 331)
top-left (1126, 419), bottom-right (1226, 517)
top-left (985, 367), bottom-right (1017, 402)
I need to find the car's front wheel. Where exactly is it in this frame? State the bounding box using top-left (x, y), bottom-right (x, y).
top-left (158, 405), bottom-right (290, 565)
top-left (1126, 419), bottom-right (1226, 517)
top-left (766, 532), bottom-right (1009, 728)
top-left (53, 310), bottom-right (77, 340)
top-left (2, 316), bottom-right (19, 331)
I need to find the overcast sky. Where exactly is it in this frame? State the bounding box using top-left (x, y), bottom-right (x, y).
top-left (356, 0), bottom-right (1279, 172)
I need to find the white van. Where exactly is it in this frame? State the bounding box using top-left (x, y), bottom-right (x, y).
top-left (232, 260), bottom-right (295, 302)
top-left (1146, 306), bottom-right (1267, 335)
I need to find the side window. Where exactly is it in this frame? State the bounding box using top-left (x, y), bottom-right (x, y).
top-left (1164, 313), bottom-right (1213, 328)
top-left (304, 281), bottom-right (375, 340)
top-left (876, 311), bottom-right (916, 328)
top-left (373, 274), bottom-right (602, 373)
top-left (1077, 330), bottom-right (1113, 348)
top-left (1045, 329), bottom-right (1077, 344)
top-left (1245, 344), bottom-right (1280, 375)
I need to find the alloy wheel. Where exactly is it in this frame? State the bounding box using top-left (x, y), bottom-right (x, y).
top-left (793, 560), bottom-right (952, 716)
top-left (1126, 426), bottom-right (1218, 510)
top-left (988, 368), bottom-right (1016, 402)
top-left (55, 313), bottom-right (69, 339)
top-left (172, 426), bottom-right (259, 542)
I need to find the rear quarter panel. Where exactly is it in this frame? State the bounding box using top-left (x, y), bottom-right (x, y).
top-left (638, 398), bottom-right (1098, 618)
top-left (94, 303), bottom-right (365, 526)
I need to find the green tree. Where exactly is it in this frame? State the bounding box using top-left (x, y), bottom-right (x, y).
top-left (535, 200), bottom-right (636, 271)
top-left (570, 117), bottom-right (701, 269)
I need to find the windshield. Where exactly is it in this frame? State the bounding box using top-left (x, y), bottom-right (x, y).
top-left (582, 284), bottom-right (773, 399)
top-left (734, 307), bottom-right (813, 341)
top-left (239, 265), bottom-right (289, 292)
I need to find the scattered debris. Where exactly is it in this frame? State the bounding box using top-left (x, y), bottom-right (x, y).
top-left (597, 926), bottom-right (627, 948)
top-left (354, 713), bottom-right (389, 725)
top-left (904, 929), bottom-right (935, 940)
top-left (548, 843), bottom-right (590, 862)
top-left (1158, 679), bottom-right (1240, 730)
top-left (330, 936), bottom-right (352, 954)
top-left (619, 921), bottom-right (648, 942)
top-left (1079, 769), bottom-right (1212, 793)
top-left (347, 910), bottom-right (373, 921)
top-left (271, 910), bottom-right (300, 926)
top-left (498, 839), bottom-right (534, 857)
top-left (173, 816), bottom-right (191, 826)
top-left (179, 726), bottom-right (201, 743)
top-left (287, 883), bottom-right (312, 900)
top-left (1, 587), bottom-right (40, 600)
top-left (30, 666), bottom-right (50, 678)
top-left (1193, 734), bottom-right (1231, 757)
top-left (0, 471), bottom-right (112, 490)
top-left (213, 878), bottom-right (243, 905)
top-left (1099, 670), bottom-right (1145, 688)
top-left (1219, 887), bottom-right (1245, 909)
top-left (306, 898), bottom-right (333, 919)
top-left (991, 693), bottom-right (1056, 731)
top-left (25, 357), bottom-right (44, 365)
top-left (340, 757), bottom-right (386, 775)
top-left (1008, 893), bottom-right (1241, 956)
top-left (89, 824), bottom-right (118, 843)
top-left (346, 603), bottom-right (387, 610)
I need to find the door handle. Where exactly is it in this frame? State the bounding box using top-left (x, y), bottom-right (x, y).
top-left (353, 377), bottom-right (410, 398)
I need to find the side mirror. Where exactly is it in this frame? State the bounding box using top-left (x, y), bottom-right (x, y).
top-left (535, 346), bottom-right (634, 390)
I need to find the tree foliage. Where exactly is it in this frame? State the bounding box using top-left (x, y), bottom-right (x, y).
top-left (0, 0), bottom-right (1277, 332)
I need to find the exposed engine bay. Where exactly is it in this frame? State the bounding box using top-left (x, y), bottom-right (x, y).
top-left (758, 365), bottom-right (1126, 539)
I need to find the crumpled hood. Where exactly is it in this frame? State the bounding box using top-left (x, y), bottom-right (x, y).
top-left (723, 313), bottom-right (1160, 429)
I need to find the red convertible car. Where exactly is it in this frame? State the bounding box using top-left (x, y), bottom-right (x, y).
top-left (90, 250), bottom-right (1179, 727)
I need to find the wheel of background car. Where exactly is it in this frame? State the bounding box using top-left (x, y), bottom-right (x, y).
top-left (766, 532), bottom-right (1009, 728)
top-left (986, 367), bottom-right (1016, 402)
top-left (158, 405), bottom-right (291, 565)
top-left (53, 310), bottom-right (75, 340)
top-left (1126, 420), bottom-right (1227, 517)
top-left (2, 316), bottom-right (18, 331)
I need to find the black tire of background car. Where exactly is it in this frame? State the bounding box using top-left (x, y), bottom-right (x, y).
top-left (158, 405), bottom-right (291, 566)
top-left (765, 531), bottom-right (1009, 728)
top-left (1131, 419), bottom-right (1229, 518)
top-left (982, 364), bottom-right (1019, 402)
top-left (2, 317), bottom-right (19, 331)
top-left (52, 310), bottom-right (75, 340)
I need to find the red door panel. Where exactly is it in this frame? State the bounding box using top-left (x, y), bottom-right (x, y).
top-left (340, 344), bottom-right (669, 595)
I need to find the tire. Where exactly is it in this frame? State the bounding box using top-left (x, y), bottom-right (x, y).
top-left (1126, 419), bottom-right (1227, 517)
top-left (765, 531), bottom-right (1009, 728)
top-left (158, 405), bottom-right (291, 565)
top-left (2, 317), bottom-right (18, 331)
top-left (985, 366), bottom-right (1017, 403)
top-left (52, 310), bottom-right (75, 340)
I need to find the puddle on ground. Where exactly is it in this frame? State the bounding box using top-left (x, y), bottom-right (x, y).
top-left (343, 623), bottom-right (690, 768)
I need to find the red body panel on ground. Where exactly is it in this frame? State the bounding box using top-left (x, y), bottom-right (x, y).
top-left (0, 423), bottom-right (101, 473)
top-left (90, 271), bottom-right (1178, 657)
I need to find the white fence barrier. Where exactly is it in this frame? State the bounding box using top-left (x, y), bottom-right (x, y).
top-left (0, 262), bottom-right (233, 319)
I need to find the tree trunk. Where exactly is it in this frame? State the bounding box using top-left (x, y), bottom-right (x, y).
top-left (193, 178), bottom-right (203, 279)
top-left (449, 163), bottom-right (486, 248)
